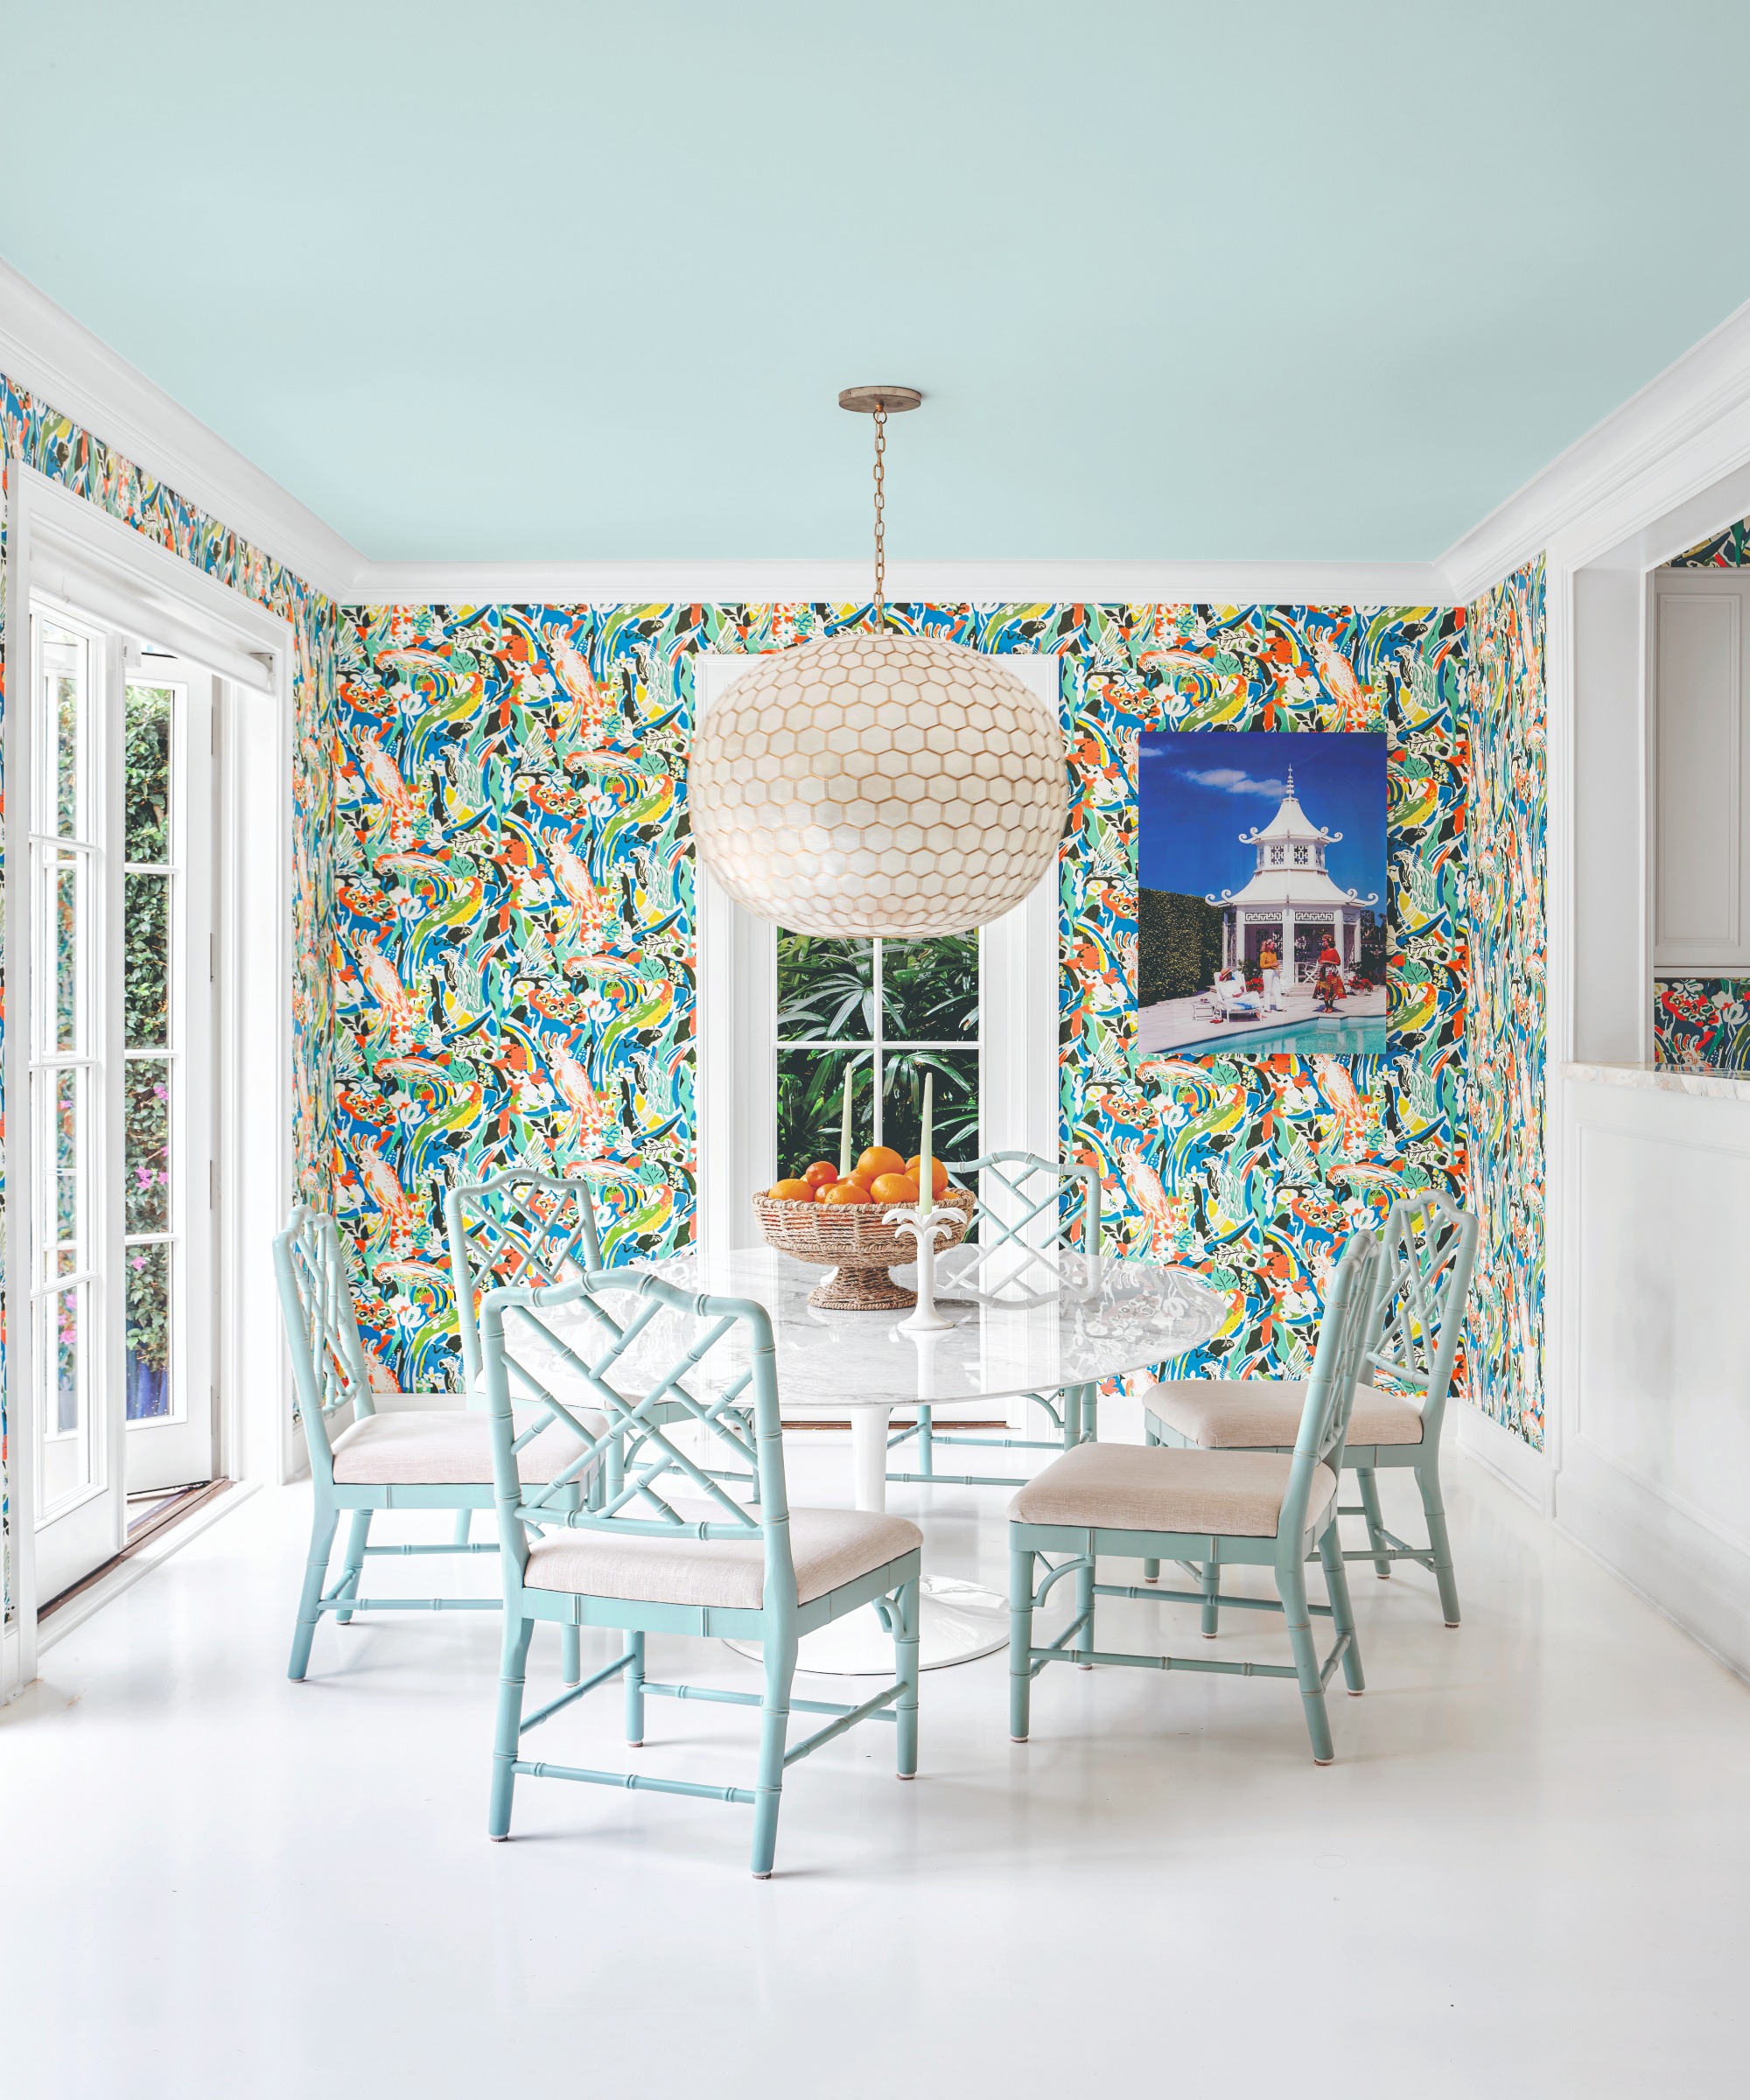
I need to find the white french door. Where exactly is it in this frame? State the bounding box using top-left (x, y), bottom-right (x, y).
top-left (29, 606), bottom-right (214, 1602)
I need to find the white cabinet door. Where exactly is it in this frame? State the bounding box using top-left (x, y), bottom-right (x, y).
top-left (1654, 570), bottom-right (1750, 969)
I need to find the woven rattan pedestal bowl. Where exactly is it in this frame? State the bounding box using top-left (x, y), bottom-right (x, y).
top-left (751, 1186), bottom-right (976, 1310)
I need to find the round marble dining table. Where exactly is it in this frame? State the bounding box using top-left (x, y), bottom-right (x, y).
top-left (542, 1240), bottom-right (1228, 1671)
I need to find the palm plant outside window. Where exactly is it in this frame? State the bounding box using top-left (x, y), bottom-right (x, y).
top-left (775, 933), bottom-right (978, 1171)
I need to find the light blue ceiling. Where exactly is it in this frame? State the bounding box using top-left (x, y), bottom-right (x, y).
top-left (5, 1), bottom-right (1750, 566)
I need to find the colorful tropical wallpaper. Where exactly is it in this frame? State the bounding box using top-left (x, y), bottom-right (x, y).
top-left (1669, 518), bottom-right (1750, 567)
top-left (335, 593), bottom-right (1544, 1446)
top-left (0, 370), bottom-right (340, 1620)
top-left (1464, 560), bottom-right (1547, 1445)
top-left (1653, 977), bottom-right (1750, 1070)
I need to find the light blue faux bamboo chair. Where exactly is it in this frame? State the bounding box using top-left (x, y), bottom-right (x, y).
top-left (1007, 1228), bottom-right (1377, 1765)
top-left (446, 1168), bottom-right (758, 1509)
top-left (275, 1204), bottom-right (594, 1683)
top-left (886, 1148), bottom-right (1102, 1489)
top-left (480, 1266), bottom-right (922, 1878)
top-left (1142, 1191), bottom-right (1479, 1627)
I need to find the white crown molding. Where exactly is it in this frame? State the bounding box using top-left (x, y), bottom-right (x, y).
top-left (1440, 298), bottom-right (1750, 602)
top-left (0, 256), bottom-right (360, 605)
top-left (350, 556), bottom-right (1455, 610)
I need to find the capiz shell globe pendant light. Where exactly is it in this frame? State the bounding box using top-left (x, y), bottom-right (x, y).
top-left (688, 386), bottom-right (1069, 938)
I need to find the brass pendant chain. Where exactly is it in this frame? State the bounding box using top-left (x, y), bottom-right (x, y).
top-left (872, 402), bottom-right (887, 622)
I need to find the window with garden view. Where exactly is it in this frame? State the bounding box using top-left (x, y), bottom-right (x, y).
top-left (775, 932), bottom-right (979, 1172)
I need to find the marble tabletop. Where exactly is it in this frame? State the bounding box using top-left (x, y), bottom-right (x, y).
top-left (524, 1242), bottom-right (1228, 1410)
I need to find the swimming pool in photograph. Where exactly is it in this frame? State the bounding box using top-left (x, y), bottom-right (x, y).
top-left (1194, 1015), bottom-right (1389, 1056)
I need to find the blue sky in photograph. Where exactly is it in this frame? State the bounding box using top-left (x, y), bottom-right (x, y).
top-left (1139, 731), bottom-right (1388, 900)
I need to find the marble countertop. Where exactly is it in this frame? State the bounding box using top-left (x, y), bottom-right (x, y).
top-left (506, 1243), bottom-right (1229, 1411)
top-left (1562, 1060), bottom-right (1750, 1103)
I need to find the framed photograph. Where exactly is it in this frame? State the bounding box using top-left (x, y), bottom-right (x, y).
top-left (1138, 730), bottom-right (1388, 1057)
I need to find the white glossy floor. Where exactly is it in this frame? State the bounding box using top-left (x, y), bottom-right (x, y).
top-left (5, 1432), bottom-right (1747, 2099)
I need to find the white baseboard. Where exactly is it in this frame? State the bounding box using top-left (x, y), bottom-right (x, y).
top-left (1452, 1399), bottom-right (1552, 1513)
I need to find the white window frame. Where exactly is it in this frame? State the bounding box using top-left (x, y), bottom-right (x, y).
top-left (3, 462), bottom-right (294, 1697)
top-left (694, 650), bottom-right (1061, 1259)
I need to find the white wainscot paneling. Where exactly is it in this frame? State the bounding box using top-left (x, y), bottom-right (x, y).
top-left (1561, 1076), bottom-right (1750, 1674)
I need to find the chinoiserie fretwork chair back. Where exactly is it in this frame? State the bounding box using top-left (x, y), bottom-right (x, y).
top-left (1366, 1189), bottom-right (1480, 1446)
top-left (480, 1270), bottom-right (922, 1877)
top-left (886, 1149), bottom-right (1102, 1490)
top-left (445, 1167), bottom-right (755, 1511)
top-left (273, 1204), bottom-right (587, 1685)
top-left (444, 1170), bottom-right (604, 1402)
top-left (1008, 1228), bottom-right (1379, 1765)
top-left (276, 1203), bottom-right (381, 1483)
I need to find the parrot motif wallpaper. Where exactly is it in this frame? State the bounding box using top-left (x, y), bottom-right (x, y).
top-left (334, 586), bottom-right (1544, 1446)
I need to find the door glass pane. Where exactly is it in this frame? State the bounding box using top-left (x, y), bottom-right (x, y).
top-left (882, 934), bottom-right (978, 1040)
top-left (53, 854), bottom-right (83, 1052)
top-left (126, 683), bottom-right (174, 861)
top-left (126, 1242), bottom-right (172, 1422)
top-left (775, 1046), bottom-right (874, 1179)
top-left (56, 1067), bottom-right (84, 1260)
top-left (777, 934), bottom-right (874, 1041)
top-left (125, 872), bottom-right (171, 1048)
top-left (880, 1046), bottom-right (979, 1166)
top-left (38, 622), bottom-right (85, 837)
top-left (125, 1060), bottom-right (172, 1233)
top-left (37, 1283), bottom-right (92, 1511)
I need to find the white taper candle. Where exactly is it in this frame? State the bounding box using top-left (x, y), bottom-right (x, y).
top-left (917, 1073), bottom-right (934, 1220)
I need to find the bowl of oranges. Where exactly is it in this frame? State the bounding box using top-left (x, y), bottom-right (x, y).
top-left (752, 1147), bottom-right (976, 1310)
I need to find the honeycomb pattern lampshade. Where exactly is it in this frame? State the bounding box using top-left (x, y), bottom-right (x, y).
top-left (690, 632), bottom-right (1068, 937)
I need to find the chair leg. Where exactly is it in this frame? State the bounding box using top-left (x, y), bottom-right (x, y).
top-left (1319, 1524), bottom-right (1365, 1694)
top-left (916, 1404), bottom-right (934, 1480)
top-left (750, 1620), bottom-right (798, 1879)
top-left (1075, 1551), bottom-right (1095, 1669)
top-left (452, 1508), bottom-right (472, 1546)
top-left (488, 1614), bottom-right (535, 1839)
top-left (624, 1629), bottom-right (645, 1745)
top-left (1009, 1544), bottom-right (1035, 1740)
top-left (288, 1502), bottom-right (340, 1680)
top-left (561, 1624), bottom-right (581, 1687)
top-left (334, 1508), bottom-right (372, 1626)
top-left (1417, 1458), bottom-right (1462, 1627)
top-left (894, 1579), bottom-right (920, 1779)
top-left (1354, 1466), bottom-right (1392, 1579)
top-left (1200, 1553), bottom-right (1222, 1639)
top-left (1141, 1418), bottom-right (1160, 1580)
top-left (1278, 1557), bottom-right (1334, 1764)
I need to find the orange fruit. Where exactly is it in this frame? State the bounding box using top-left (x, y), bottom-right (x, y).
top-left (802, 1160), bottom-right (839, 1190)
top-left (870, 1172), bottom-right (920, 1205)
top-left (820, 1180), bottom-right (874, 1206)
top-left (768, 1179), bottom-right (816, 1202)
top-left (906, 1154), bottom-right (951, 1198)
top-left (856, 1144), bottom-right (906, 1182)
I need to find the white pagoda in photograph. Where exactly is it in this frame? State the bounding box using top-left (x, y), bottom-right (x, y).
top-left (1205, 767), bottom-right (1380, 983)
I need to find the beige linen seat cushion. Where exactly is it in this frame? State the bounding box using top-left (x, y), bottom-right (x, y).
top-left (524, 1504), bottom-right (922, 1610)
top-left (330, 1404), bottom-right (606, 1486)
top-left (1009, 1440), bottom-right (1336, 1539)
top-left (1143, 1378), bottom-right (1424, 1450)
